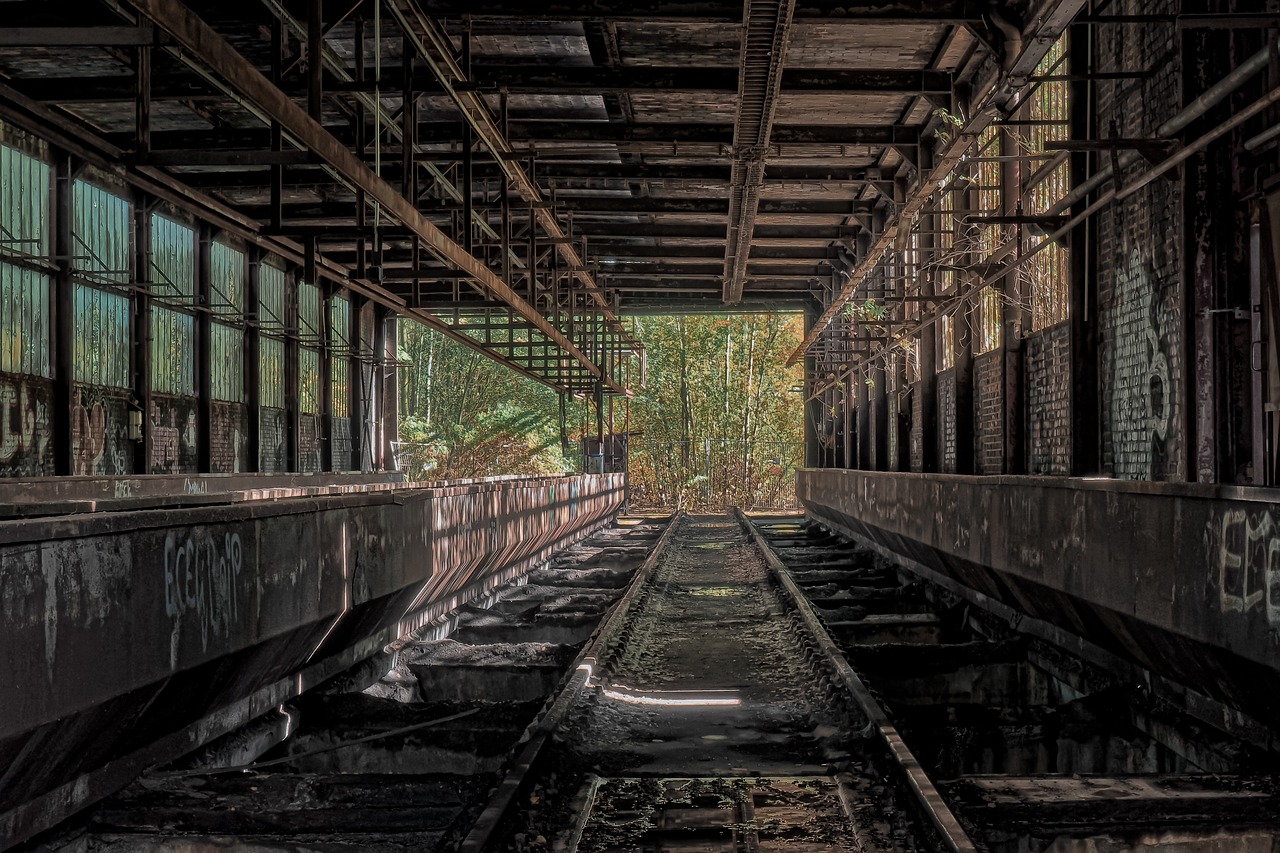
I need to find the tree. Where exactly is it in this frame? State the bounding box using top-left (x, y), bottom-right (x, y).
top-left (396, 311), bottom-right (805, 509)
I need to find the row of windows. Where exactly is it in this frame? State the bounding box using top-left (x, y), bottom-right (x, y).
top-left (877, 34), bottom-right (1072, 381)
top-left (0, 126), bottom-right (359, 419)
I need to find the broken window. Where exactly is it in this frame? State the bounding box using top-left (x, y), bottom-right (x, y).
top-left (209, 239), bottom-right (245, 403)
top-left (975, 126), bottom-right (1004, 354)
top-left (330, 292), bottom-right (350, 418)
top-left (71, 176), bottom-right (130, 388)
top-left (0, 134), bottom-right (51, 378)
top-left (149, 213), bottom-right (195, 396)
top-left (937, 181), bottom-right (956, 371)
top-left (1024, 33), bottom-right (1071, 331)
top-left (298, 279), bottom-right (321, 415)
top-left (259, 260), bottom-right (286, 410)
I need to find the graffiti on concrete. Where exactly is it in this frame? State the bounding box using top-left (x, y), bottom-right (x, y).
top-left (1210, 508), bottom-right (1280, 625)
top-left (1109, 249), bottom-right (1173, 479)
top-left (0, 377), bottom-right (51, 474)
top-left (164, 529), bottom-right (245, 653)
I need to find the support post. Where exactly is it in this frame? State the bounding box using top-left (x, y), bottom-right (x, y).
top-left (246, 248), bottom-right (262, 471)
top-left (270, 17), bottom-right (284, 231)
top-left (917, 146), bottom-right (938, 472)
top-left (52, 152), bottom-right (75, 476)
top-left (132, 191), bottom-right (152, 473)
top-left (1069, 20), bottom-right (1100, 475)
top-left (803, 303), bottom-right (821, 468)
top-left (135, 37), bottom-right (151, 155)
top-left (196, 224), bottom-right (212, 472)
top-left (382, 313), bottom-right (399, 470)
top-left (1003, 128), bottom-right (1027, 474)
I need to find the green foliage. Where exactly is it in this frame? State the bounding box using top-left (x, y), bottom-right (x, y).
top-left (397, 324), bottom-right (570, 480)
top-left (842, 298), bottom-right (889, 322)
top-left (396, 311), bottom-right (805, 510)
top-left (625, 312), bottom-right (804, 511)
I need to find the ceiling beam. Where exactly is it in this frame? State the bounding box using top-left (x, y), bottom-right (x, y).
top-left (119, 0), bottom-right (620, 392)
top-left (554, 195), bottom-right (865, 215)
top-left (0, 26), bottom-right (159, 46)
top-left (386, 0), bottom-right (636, 355)
top-left (414, 0), bottom-right (987, 21)
top-left (413, 121), bottom-right (919, 146)
top-left (723, 0), bottom-right (798, 304)
top-left (12, 66), bottom-right (951, 101)
top-left (165, 161), bottom-right (891, 190)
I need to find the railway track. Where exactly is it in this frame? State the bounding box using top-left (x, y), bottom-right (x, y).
top-left (29, 512), bottom-right (1280, 852)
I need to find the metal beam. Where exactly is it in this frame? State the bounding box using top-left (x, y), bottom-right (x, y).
top-left (723, 0), bottom-right (798, 303)
top-left (386, 3), bottom-right (636, 354)
top-left (10, 66), bottom-right (951, 101)
top-left (119, 0), bottom-right (621, 392)
top-left (109, 122), bottom-right (916, 152)
top-left (786, 0), bottom-right (1089, 364)
top-left (413, 0), bottom-right (986, 21)
top-left (163, 160), bottom-right (890, 189)
top-left (413, 120), bottom-right (919, 146)
top-left (554, 196), bottom-right (864, 215)
top-left (0, 26), bottom-right (159, 46)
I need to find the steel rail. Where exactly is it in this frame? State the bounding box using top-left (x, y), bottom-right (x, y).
top-left (734, 508), bottom-right (980, 853)
top-left (458, 512), bottom-right (686, 852)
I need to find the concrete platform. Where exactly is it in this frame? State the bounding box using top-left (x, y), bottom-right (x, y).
top-left (0, 473), bottom-right (624, 849)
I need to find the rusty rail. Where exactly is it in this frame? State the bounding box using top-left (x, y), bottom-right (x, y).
top-left (458, 512), bottom-right (686, 852)
top-left (733, 507), bottom-right (980, 853)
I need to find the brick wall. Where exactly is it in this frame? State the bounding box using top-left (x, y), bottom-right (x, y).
top-left (70, 387), bottom-right (132, 476)
top-left (973, 351), bottom-right (1004, 474)
top-left (211, 402), bottom-right (248, 473)
top-left (1027, 323), bottom-right (1071, 474)
top-left (1096, 0), bottom-right (1183, 481)
top-left (938, 370), bottom-right (957, 474)
top-left (300, 413), bottom-right (322, 474)
top-left (332, 416), bottom-right (354, 471)
top-left (149, 394), bottom-right (198, 474)
top-left (260, 406), bottom-right (287, 473)
top-left (0, 374), bottom-right (53, 476)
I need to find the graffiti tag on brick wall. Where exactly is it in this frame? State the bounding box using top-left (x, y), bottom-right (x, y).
top-left (0, 378), bottom-right (51, 473)
top-left (1209, 509), bottom-right (1280, 625)
top-left (164, 529), bottom-right (244, 652)
top-left (70, 390), bottom-right (106, 475)
top-left (151, 398), bottom-right (198, 474)
top-left (260, 407), bottom-right (287, 473)
top-left (71, 389), bottom-right (129, 475)
top-left (1109, 249), bottom-right (1173, 479)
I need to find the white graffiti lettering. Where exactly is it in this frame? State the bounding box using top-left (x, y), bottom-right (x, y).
top-left (163, 530), bottom-right (244, 652)
top-left (0, 380), bottom-right (50, 466)
top-left (1212, 508), bottom-right (1280, 625)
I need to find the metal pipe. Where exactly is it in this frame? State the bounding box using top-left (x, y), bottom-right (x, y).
top-left (1046, 38), bottom-right (1280, 218)
top-left (812, 80), bottom-right (1280, 400)
top-left (1244, 121), bottom-right (1280, 152)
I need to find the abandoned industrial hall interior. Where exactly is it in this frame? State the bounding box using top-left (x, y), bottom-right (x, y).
top-left (8, 0), bottom-right (1280, 849)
